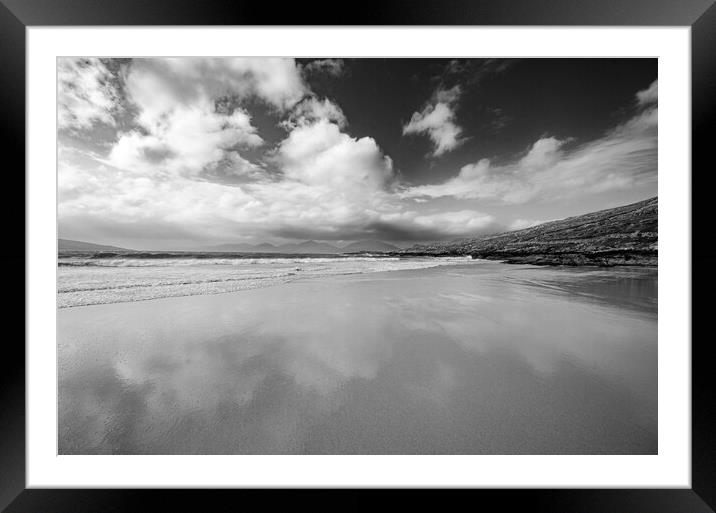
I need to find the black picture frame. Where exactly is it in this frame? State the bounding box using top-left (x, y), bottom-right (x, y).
top-left (1, 1), bottom-right (713, 511)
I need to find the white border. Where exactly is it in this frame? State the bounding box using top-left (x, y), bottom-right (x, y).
top-left (27, 27), bottom-right (691, 488)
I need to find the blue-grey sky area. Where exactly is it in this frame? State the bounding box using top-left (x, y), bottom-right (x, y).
top-left (58, 58), bottom-right (657, 250)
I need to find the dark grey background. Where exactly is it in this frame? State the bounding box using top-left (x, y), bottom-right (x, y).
top-left (2, 0), bottom-right (714, 511)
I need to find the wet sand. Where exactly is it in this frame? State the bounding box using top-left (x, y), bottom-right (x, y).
top-left (58, 262), bottom-right (657, 454)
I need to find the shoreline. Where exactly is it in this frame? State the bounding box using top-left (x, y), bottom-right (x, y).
top-left (58, 260), bottom-right (657, 310)
top-left (57, 256), bottom-right (476, 309)
top-left (394, 252), bottom-right (657, 267)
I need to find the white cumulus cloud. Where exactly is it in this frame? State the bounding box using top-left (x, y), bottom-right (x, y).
top-left (107, 101), bottom-right (263, 179)
top-left (401, 97), bottom-right (657, 204)
top-left (104, 58), bottom-right (305, 180)
top-left (275, 119), bottom-right (393, 191)
top-left (636, 79), bottom-right (658, 106)
top-left (126, 58), bottom-right (307, 127)
top-left (403, 85), bottom-right (465, 157)
top-left (280, 97), bottom-right (347, 130)
top-left (58, 58), bottom-right (120, 130)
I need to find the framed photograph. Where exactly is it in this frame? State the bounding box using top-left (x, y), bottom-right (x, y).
top-left (3, 0), bottom-right (714, 511)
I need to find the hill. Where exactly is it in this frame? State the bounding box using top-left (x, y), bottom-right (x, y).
top-left (402, 197), bottom-right (657, 266)
top-left (279, 240), bottom-right (339, 254)
top-left (202, 240), bottom-right (340, 254)
top-left (58, 239), bottom-right (132, 252)
top-left (202, 242), bottom-right (278, 252)
top-left (341, 240), bottom-right (400, 253)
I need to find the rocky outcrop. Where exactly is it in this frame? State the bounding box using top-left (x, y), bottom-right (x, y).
top-left (401, 197), bottom-right (658, 266)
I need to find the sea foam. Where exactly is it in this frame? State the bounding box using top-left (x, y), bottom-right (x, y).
top-left (57, 255), bottom-right (475, 307)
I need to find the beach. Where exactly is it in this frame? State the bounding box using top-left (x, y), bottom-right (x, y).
top-left (58, 261), bottom-right (657, 454)
top-left (57, 255), bottom-right (473, 307)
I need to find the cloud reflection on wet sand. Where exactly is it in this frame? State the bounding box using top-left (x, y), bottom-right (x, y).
top-left (58, 263), bottom-right (657, 454)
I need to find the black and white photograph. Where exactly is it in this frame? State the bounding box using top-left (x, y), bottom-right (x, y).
top-left (57, 57), bottom-right (658, 455)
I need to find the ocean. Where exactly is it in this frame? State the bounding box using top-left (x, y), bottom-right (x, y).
top-left (57, 252), bottom-right (474, 307)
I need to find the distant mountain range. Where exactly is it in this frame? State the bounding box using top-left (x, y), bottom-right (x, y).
top-left (202, 239), bottom-right (399, 254)
top-left (58, 239), bottom-right (132, 252)
top-left (58, 238), bottom-right (402, 255)
top-left (401, 197), bottom-right (657, 266)
top-left (341, 240), bottom-right (399, 253)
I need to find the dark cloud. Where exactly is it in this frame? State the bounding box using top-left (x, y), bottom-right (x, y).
top-left (266, 218), bottom-right (503, 244)
top-left (302, 59), bottom-right (345, 77)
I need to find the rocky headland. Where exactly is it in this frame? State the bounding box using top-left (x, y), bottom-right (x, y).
top-left (399, 197), bottom-right (658, 267)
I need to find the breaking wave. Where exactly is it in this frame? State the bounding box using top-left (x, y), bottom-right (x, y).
top-left (57, 255), bottom-right (476, 308)
top-left (58, 255), bottom-right (405, 268)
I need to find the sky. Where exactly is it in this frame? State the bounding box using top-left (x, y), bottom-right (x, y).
top-left (57, 58), bottom-right (657, 250)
